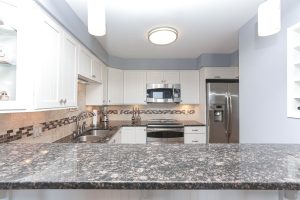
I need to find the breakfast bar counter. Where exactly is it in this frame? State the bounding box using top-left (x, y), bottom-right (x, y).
top-left (0, 144), bottom-right (300, 190)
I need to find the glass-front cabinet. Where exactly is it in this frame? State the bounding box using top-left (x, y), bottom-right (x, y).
top-left (0, 1), bottom-right (24, 111)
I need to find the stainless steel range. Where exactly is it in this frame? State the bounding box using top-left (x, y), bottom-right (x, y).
top-left (146, 119), bottom-right (184, 144)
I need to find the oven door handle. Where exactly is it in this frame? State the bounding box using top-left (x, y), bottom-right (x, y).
top-left (146, 128), bottom-right (184, 133)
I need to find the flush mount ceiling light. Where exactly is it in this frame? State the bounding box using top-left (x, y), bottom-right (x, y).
top-left (148, 27), bottom-right (178, 45)
top-left (258, 0), bottom-right (281, 37)
top-left (87, 0), bottom-right (106, 36)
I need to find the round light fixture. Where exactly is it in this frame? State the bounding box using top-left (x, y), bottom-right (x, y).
top-left (148, 27), bottom-right (178, 45)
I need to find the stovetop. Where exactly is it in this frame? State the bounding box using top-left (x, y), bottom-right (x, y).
top-left (147, 119), bottom-right (183, 127)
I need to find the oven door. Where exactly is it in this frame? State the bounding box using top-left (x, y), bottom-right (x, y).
top-left (146, 127), bottom-right (184, 144)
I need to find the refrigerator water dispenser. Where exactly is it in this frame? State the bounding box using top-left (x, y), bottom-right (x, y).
top-left (213, 105), bottom-right (224, 122)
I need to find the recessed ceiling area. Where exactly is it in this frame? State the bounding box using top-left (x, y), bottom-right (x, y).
top-left (65, 0), bottom-right (264, 59)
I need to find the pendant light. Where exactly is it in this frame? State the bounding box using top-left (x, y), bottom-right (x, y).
top-left (258, 0), bottom-right (281, 37)
top-left (87, 0), bottom-right (106, 36)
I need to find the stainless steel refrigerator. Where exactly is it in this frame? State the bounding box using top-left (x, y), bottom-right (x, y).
top-left (206, 80), bottom-right (239, 143)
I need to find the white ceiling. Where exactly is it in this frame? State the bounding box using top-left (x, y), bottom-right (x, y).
top-left (65, 0), bottom-right (264, 59)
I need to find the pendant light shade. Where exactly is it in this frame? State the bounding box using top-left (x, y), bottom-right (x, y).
top-left (258, 0), bottom-right (281, 37)
top-left (88, 0), bottom-right (106, 36)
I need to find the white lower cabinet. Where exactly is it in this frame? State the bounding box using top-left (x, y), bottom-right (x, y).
top-left (120, 127), bottom-right (147, 144)
top-left (108, 129), bottom-right (122, 144)
top-left (184, 126), bottom-right (206, 144)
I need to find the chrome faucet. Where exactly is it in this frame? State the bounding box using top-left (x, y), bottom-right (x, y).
top-left (73, 111), bottom-right (95, 138)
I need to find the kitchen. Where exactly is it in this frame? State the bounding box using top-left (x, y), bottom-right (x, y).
top-left (0, 0), bottom-right (300, 199)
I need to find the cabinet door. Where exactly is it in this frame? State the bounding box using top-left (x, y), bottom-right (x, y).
top-left (121, 127), bottom-right (135, 144)
top-left (102, 65), bottom-right (108, 105)
top-left (135, 127), bottom-right (147, 144)
top-left (91, 58), bottom-right (102, 83)
top-left (163, 71), bottom-right (180, 84)
top-left (180, 71), bottom-right (199, 104)
top-left (205, 67), bottom-right (239, 79)
top-left (146, 71), bottom-right (164, 84)
top-left (35, 14), bottom-right (62, 109)
top-left (0, 1), bottom-right (26, 112)
top-left (107, 68), bottom-right (123, 105)
top-left (60, 33), bottom-right (78, 107)
top-left (86, 64), bottom-right (107, 106)
top-left (124, 71), bottom-right (146, 104)
top-left (78, 47), bottom-right (92, 79)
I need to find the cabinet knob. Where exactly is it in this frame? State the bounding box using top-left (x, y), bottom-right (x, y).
top-left (59, 99), bottom-right (63, 104)
top-left (92, 75), bottom-right (96, 78)
top-left (64, 99), bottom-right (67, 104)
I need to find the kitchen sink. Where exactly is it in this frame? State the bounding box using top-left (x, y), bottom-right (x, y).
top-left (86, 129), bottom-right (110, 137)
top-left (75, 128), bottom-right (112, 143)
top-left (78, 135), bottom-right (101, 143)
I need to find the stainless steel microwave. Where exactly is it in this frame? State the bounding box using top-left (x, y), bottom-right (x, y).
top-left (146, 84), bottom-right (181, 103)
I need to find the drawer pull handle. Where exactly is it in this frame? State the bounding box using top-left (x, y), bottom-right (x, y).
top-left (192, 140), bottom-right (199, 142)
top-left (192, 129), bottom-right (199, 131)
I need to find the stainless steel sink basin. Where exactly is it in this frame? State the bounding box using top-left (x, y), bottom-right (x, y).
top-left (85, 129), bottom-right (110, 137)
top-left (78, 135), bottom-right (101, 143)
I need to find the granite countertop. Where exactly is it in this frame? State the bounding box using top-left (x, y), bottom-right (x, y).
top-left (0, 143), bottom-right (300, 190)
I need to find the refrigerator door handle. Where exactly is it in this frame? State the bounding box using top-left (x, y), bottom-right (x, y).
top-left (225, 93), bottom-right (230, 138)
top-left (228, 93), bottom-right (233, 137)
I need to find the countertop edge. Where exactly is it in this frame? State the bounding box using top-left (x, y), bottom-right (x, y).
top-left (0, 182), bottom-right (299, 190)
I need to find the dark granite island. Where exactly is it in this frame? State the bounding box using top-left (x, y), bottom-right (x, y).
top-left (0, 143), bottom-right (300, 191)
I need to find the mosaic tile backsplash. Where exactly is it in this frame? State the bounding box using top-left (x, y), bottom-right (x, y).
top-left (0, 83), bottom-right (93, 143)
top-left (105, 104), bottom-right (202, 121)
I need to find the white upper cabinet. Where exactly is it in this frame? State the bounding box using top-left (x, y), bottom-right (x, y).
top-left (180, 71), bottom-right (199, 104)
top-left (60, 32), bottom-right (78, 108)
top-left (86, 64), bottom-right (108, 106)
top-left (146, 71), bottom-right (164, 84)
top-left (146, 71), bottom-right (180, 84)
top-left (204, 67), bottom-right (239, 79)
top-left (123, 71), bottom-right (147, 105)
top-left (163, 71), bottom-right (180, 84)
top-left (0, 1), bottom-right (27, 112)
top-left (91, 58), bottom-right (102, 83)
top-left (34, 12), bottom-right (63, 109)
top-left (78, 46), bottom-right (102, 83)
top-left (107, 67), bottom-right (124, 105)
top-left (78, 47), bottom-right (93, 80)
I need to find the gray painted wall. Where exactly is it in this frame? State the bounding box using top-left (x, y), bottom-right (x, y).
top-left (239, 0), bottom-right (300, 143)
top-left (33, 0), bottom-right (239, 70)
top-left (197, 51), bottom-right (239, 68)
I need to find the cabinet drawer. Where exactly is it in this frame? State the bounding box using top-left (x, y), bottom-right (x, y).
top-left (184, 133), bottom-right (206, 144)
top-left (184, 126), bottom-right (206, 134)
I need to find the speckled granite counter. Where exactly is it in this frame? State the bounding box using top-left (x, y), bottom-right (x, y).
top-left (0, 143), bottom-right (300, 190)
